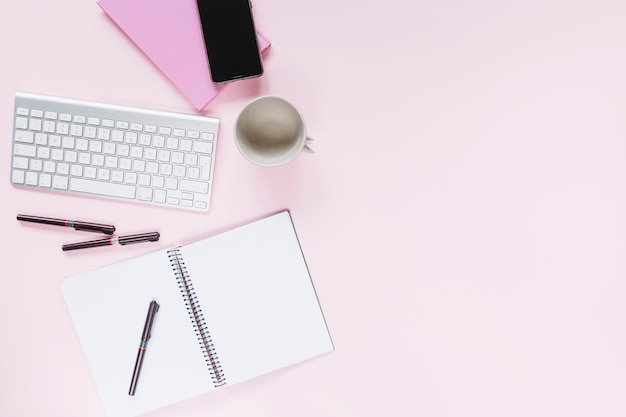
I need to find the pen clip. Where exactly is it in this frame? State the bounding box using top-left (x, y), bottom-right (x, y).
top-left (119, 232), bottom-right (160, 245)
top-left (74, 223), bottom-right (116, 235)
top-left (144, 301), bottom-right (159, 341)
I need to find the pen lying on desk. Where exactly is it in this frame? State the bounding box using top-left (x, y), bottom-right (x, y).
top-left (17, 214), bottom-right (115, 235)
top-left (129, 300), bottom-right (160, 396)
top-left (62, 232), bottom-right (160, 251)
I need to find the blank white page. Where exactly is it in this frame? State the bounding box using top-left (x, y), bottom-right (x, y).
top-left (62, 249), bottom-right (214, 417)
top-left (180, 211), bottom-right (334, 386)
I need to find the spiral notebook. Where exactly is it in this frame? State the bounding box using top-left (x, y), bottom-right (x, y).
top-left (61, 211), bottom-right (333, 417)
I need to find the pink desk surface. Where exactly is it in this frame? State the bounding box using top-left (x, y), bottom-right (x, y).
top-left (2, 0), bottom-right (626, 416)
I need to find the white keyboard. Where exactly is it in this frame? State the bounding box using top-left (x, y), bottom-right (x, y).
top-left (10, 92), bottom-right (219, 212)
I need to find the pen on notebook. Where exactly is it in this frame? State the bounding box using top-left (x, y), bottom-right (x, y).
top-left (129, 300), bottom-right (160, 396)
top-left (17, 214), bottom-right (115, 235)
top-left (61, 232), bottom-right (160, 251)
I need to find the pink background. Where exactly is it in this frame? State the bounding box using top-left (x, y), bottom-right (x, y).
top-left (2, 0), bottom-right (626, 416)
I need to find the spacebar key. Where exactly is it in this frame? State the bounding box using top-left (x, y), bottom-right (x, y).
top-left (70, 178), bottom-right (136, 199)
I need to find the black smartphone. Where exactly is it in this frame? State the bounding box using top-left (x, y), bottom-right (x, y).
top-left (196, 0), bottom-right (264, 84)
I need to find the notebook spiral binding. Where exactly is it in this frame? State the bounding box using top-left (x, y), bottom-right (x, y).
top-left (168, 248), bottom-right (227, 387)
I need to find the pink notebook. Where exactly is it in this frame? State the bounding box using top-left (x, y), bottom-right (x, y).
top-left (97, 0), bottom-right (271, 111)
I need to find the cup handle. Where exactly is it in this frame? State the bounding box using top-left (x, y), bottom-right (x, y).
top-left (303, 137), bottom-right (315, 154)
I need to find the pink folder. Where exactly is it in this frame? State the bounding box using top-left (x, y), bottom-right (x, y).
top-left (97, 0), bottom-right (271, 111)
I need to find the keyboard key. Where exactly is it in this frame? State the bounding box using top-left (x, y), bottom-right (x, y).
top-left (138, 174), bottom-right (151, 186)
top-left (35, 133), bottom-right (47, 145)
top-left (120, 158), bottom-right (132, 170)
top-left (98, 168), bottom-right (111, 181)
top-left (39, 173), bottom-right (52, 187)
top-left (152, 176), bottom-right (165, 188)
top-left (43, 161), bottom-right (56, 173)
top-left (25, 172), bottom-right (38, 185)
top-left (84, 126), bottom-right (97, 139)
top-left (180, 179), bottom-right (209, 194)
top-left (49, 135), bottom-right (62, 147)
top-left (70, 124), bottom-right (83, 136)
top-left (29, 119), bottom-right (42, 131)
top-left (199, 156), bottom-right (212, 180)
top-left (12, 170), bottom-right (25, 184)
top-left (38, 147), bottom-right (51, 159)
top-left (160, 164), bottom-right (173, 176)
top-left (13, 156), bottom-right (29, 169)
top-left (111, 170), bottom-right (124, 182)
top-left (92, 154), bottom-right (105, 167)
top-left (84, 167), bottom-right (97, 179)
top-left (165, 177), bottom-right (178, 189)
top-left (98, 128), bottom-right (111, 140)
top-left (137, 187), bottom-right (153, 201)
top-left (154, 189), bottom-right (166, 203)
top-left (125, 172), bottom-right (138, 184)
top-left (30, 160), bottom-right (43, 171)
top-left (57, 122), bottom-right (70, 135)
top-left (52, 175), bottom-right (69, 190)
top-left (57, 163), bottom-right (70, 175)
top-left (15, 116), bottom-right (29, 129)
top-left (172, 152), bottom-right (184, 164)
top-left (71, 165), bottom-right (83, 177)
top-left (15, 130), bottom-right (34, 143)
top-left (188, 167), bottom-right (200, 180)
top-left (78, 152), bottom-right (91, 164)
top-left (14, 143), bottom-right (37, 157)
top-left (51, 149), bottom-right (64, 161)
top-left (42, 121), bottom-right (56, 133)
top-left (65, 150), bottom-right (78, 163)
top-left (139, 133), bottom-right (151, 146)
top-left (193, 141), bottom-right (213, 154)
top-left (173, 165), bottom-right (186, 177)
top-left (153, 135), bottom-right (165, 147)
top-left (76, 138), bottom-right (89, 151)
top-left (70, 177), bottom-right (136, 199)
top-left (167, 137), bottom-right (179, 149)
top-left (180, 139), bottom-right (193, 152)
top-left (111, 130), bottom-right (124, 142)
top-left (62, 136), bottom-right (75, 149)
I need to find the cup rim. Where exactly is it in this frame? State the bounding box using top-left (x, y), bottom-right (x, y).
top-left (234, 95), bottom-right (307, 167)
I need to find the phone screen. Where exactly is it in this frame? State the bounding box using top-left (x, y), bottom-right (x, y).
top-left (196, 0), bottom-right (264, 84)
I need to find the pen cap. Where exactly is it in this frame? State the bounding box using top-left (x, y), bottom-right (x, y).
top-left (142, 300), bottom-right (160, 340)
top-left (74, 223), bottom-right (116, 235)
top-left (119, 232), bottom-right (160, 245)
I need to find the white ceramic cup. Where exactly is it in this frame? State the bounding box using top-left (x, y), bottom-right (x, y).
top-left (234, 96), bottom-right (314, 167)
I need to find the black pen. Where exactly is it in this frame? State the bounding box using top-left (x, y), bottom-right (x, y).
top-left (17, 214), bottom-right (115, 235)
top-left (61, 232), bottom-right (160, 251)
top-left (129, 300), bottom-right (160, 396)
